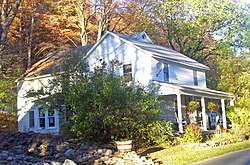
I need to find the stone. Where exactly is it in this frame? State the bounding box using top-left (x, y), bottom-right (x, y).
top-left (97, 149), bottom-right (103, 154)
top-left (141, 156), bottom-right (147, 161)
top-left (55, 153), bottom-right (62, 159)
top-left (51, 161), bottom-right (62, 165)
top-left (104, 149), bottom-right (112, 156)
top-left (24, 156), bottom-right (34, 161)
top-left (64, 149), bottom-right (74, 157)
top-left (7, 156), bottom-right (14, 161)
top-left (28, 148), bottom-right (35, 153)
top-left (0, 153), bottom-right (8, 160)
top-left (145, 159), bottom-right (154, 165)
top-left (15, 154), bottom-right (24, 160)
top-left (63, 159), bottom-right (77, 165)
top-left (1, 150), bottom-right (9, 155)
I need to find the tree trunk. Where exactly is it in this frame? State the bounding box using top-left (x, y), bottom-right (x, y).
top-left (27, 0), bottom-right (35, 68)
top-left (0, 0), bottom-right (22, 65)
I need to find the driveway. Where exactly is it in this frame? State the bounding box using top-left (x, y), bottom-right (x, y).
top-left (191, 148), bottom-right (250, 165)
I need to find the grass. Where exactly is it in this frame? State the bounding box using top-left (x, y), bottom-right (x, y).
top-left (148, 140), bottom-right (250, 165)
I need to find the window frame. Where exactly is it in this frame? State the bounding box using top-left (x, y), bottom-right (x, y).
top-left (38, 107), bottom-right (56, 129)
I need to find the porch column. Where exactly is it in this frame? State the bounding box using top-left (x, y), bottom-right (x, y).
top-left (201, 97), bottom-right (207, 131)
top-left (221, 99), bottom-right (227, 129)
top-left (177, 93), bottom-right (183, 133)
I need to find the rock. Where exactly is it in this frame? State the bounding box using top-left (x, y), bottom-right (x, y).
top-left (15, 154), bottom-right (24, 160)
top-left (1, 150), bottom-right (9, 155)
top-left (0, 153), bottom-right (8, 160)
top-left (7, 156), bottom-right (14, 161)
top-left (97, 149), bottom-right (103, 154)
top-left (28, 147), bottom-right (35, 153)
top-left (51, 161), bottom-right (62, 165)
top-left (24, 156), bottom-right (34, 161)
top-left (141, 156), bottom-right (147, 161)
top-left (63, 159), bottom-right (77, 165)
top-left (145, 159), bottom-right (154, 165)
top-left (64, 149), bottom-right (74, 157)
top-left (55, 153), bottom-right (62, 159)
top-left (81, 144), bottom-right (89, 150)
top-left (104, 149), bottom-right (112, 156)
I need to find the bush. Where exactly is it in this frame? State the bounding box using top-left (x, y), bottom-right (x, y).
top-left (183, 124), bottom-right (202, 143)
top-left (29, 56), bottom-right (164, 147)
top-left (133, 121), bottom-right (173, 148)
top-left (0, 112), bottom-right (17, 130)
top-left (68, 72), bottom-right (161, 143)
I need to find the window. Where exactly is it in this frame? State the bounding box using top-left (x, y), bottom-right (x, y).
top-left (38, 107), bottom-right (55, 129)
top-left (39, 108), bottom-right (45, 128)
top-left (29, 111), bottom-right (34, 128)
top-left (193, 70), bottom-right (198, 86)
top-left (48, 109), bottom-right (55, 127)
top-left (123, 64), bottom-right (132, 82)
top-left (164, 63), bottom-right (169, 82)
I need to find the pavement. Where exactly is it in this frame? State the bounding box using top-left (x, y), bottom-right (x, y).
top-left (191, 148), bottom-right (250, 165)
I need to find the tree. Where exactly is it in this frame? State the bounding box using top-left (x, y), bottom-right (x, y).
top-left (217, 54), bottom-right (250, 135)
top-left (0, 0), bottom-right (22, 65)
top-left (146, 0), bottom-right (246, 62)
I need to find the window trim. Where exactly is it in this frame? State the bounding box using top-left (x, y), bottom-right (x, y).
top-left (38, 107), bottom-right (56, 129)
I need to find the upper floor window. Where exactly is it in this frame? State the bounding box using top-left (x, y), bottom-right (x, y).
top-left (164, 63), bottom-right (169, 82)
top-left (193, 70), bottom-right (198, 86)
top-left (123, 64), bottom-right (132, 82)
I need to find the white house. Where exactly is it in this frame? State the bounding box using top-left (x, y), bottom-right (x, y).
top-left (16, 31), bottom-right (234, 134)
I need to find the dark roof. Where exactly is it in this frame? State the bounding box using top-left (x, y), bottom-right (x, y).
top-left (18, 44), bottom-right (93, 80)
top-left (113, 32), bottom-right (209, 70)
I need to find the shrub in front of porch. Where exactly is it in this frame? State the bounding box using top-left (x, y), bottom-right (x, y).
top-left (183, 124), bottom-right (202, 143)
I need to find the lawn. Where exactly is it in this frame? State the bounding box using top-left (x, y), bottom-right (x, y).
top-left (147, 140), bottom-right (250, 165)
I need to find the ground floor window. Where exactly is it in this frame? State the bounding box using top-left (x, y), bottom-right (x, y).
top-left (29, 111), bottom-right (34, 128)
top-left (38, 107), bottom-right (55, 129)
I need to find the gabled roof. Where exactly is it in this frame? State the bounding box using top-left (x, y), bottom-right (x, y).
top-left (110, 31), bottom-right (209, 70)
top-left (18, 31), bottom-right (209, 81)
top-left (16, 44), bottom-right (93, 81)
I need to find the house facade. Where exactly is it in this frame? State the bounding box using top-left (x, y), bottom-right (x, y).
top-left (16, 31), bottom-right (234, 134)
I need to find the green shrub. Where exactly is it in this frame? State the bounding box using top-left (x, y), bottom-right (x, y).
top-left (132, 121), bottom-right (173, 148)
top-left (146, 121), bottom-right (173, 145)
top-left (28, 56), bottom-right (164, 147)
top-left (183, 124), bottom-right (202, 143)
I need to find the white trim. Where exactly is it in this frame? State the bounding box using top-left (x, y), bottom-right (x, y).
top-left (221, 99), bottom-right (227, 129)
top-left (152, 55), bottom-right (210, 71)
top-left (177, 93), bottom-right (183, 133)
top-left (201, 97), bottom-right (207, 131)
top-left (154, 81), bottom-right (234, 99)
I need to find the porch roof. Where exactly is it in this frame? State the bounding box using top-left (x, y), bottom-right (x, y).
top-left (154, 81), bottom-right (235, 100)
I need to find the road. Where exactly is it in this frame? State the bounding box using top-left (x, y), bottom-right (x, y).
top-left (191, 148), bottom-right (250, 165)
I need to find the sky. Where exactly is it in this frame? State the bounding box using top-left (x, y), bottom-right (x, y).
top-left (241, 0), bottom-right (250, 4)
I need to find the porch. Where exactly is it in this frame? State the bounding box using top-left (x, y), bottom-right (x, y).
top-left (155, 81), bottom-right (235, 133)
